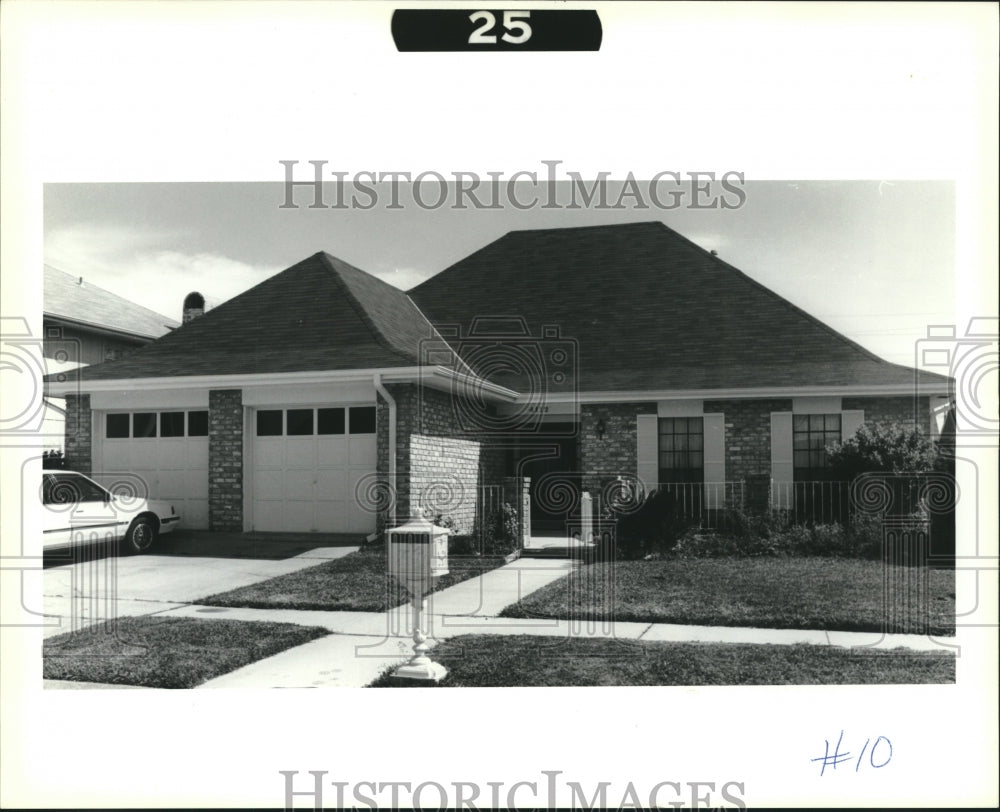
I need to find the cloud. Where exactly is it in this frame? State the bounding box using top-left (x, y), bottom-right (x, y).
top-left (45, 224), bottom-right (280, 320)
top-left (370, 266), bottom-right (436, 292)
top-left (132, 251), bottom-right (280, 313)
top-left (681, 232), bottom-right (730, 253)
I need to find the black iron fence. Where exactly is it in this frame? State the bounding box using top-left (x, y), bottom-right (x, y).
top-left (605, 474), bottom-right (954, 532)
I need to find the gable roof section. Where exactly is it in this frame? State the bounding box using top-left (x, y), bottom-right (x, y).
top-left (44, 265), bottom-right (179, 340)
top-left (409, 221), bottom-right (952, 392)
top-left (67, 252), bottom-right (446, 381)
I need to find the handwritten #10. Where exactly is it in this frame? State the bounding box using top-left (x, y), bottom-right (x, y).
top-left (812, 730), bottom-right (893, 777)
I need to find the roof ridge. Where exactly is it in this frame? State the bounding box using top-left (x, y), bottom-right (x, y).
top-left (401, 291), bottom-right (477, 376)
top-left (501, 220), bottom-right (663, 237)
top-left (318, 251), bottom-right (473, 374)
top-left (315, 252), bottom-right (420, 365)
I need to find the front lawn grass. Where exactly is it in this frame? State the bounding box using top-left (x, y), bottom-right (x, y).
top-left (199, 545), bottom-right (510, 612)
top-left (500, 557), bottom-right (955, 636)
top-left (43, 616), bottom-right (329, 688)
top-left (369, 634), bottom-right (955, 686)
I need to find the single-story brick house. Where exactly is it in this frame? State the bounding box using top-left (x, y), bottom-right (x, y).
top-left (45, 221), bottom-right (953, 536)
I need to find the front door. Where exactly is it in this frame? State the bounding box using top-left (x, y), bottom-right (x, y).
top-left (510, 424), bottom-right (579, 534)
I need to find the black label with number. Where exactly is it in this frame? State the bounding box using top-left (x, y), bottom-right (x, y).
top-left (391, 9), bottom-right (602, 52)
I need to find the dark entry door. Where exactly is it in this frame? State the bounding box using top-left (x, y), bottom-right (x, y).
top-left (510, 424), bottom-right (579, 534)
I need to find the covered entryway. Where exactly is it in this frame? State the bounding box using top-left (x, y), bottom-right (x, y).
top-left (509, 423), bottom-right (579, 534)
top-left (249, 405), bottom-right (377, 534)
top-left (95, 409), bottom-right (210, 529)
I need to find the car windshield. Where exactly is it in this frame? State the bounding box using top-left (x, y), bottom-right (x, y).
top-left (43, 473), bottom-right (109, 505)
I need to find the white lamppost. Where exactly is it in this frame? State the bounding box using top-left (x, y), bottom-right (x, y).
top-left (386, 504), bottom-right (450, 682)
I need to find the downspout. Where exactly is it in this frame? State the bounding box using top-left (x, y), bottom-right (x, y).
top-left (373, 373), bottom-right (397, 528)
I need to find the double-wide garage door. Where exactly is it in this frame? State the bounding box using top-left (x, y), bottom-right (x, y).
top-left (251, 405), bottom-right (377, 534)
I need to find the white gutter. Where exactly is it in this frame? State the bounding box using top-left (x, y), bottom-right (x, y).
top-left (44, 365), bottom-right (520, 401)
top-left (535, 383), bottom-right (953, 403)
top-left (373, 373), bottom-right (397, 528)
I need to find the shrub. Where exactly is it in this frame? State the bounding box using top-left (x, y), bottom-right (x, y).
top-left (427, 511), bottom-right (457, 532)
top-left (845, 512), bottom-right (884, 559)
top-left (801, 523), bottom-right (847, 556)
top-left (670, 512), bottom-right (877, 560)
top-left (448, 534), bottom-right (476, 556)
top-left (826, 422), bottom-right (941, 480)
top-left (42, 450), bottom-right (66, 470)
top-left (609, 488), bottom-right (692, 560)
top-left (472, 502), bottom-right (520, 557)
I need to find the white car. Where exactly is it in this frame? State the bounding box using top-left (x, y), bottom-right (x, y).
top-left (42, 471), bottom-right (180, 554)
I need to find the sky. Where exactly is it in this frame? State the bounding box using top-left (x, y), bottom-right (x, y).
top-left (43, 179), bottom-right (955, 368)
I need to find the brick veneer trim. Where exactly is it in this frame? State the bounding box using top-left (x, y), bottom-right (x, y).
top-left (64, 393), bottom-right (92, 474)
top-left (208, 389), bottom-right (243, 531)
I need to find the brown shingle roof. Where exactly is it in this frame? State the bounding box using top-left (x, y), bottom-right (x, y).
top-left (409, 221), bottom-right (951, 392)
top-left (44, 265), bottom-right (179, 339)
top-left (68, 252), bottom-right (444, 381)
top-left (59, 223), bottom-right (952, 393)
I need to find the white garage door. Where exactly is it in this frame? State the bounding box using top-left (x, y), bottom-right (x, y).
top-left (251, 405), bottom-right (376, 534)
top-left (96, 409), bottom-right (209, 529)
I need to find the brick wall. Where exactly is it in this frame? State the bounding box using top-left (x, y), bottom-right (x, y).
top-left (64, 393), bottom-right (92, 474)
top-left (704, 398), bottom-right (793, 481)
top-left (579, 395), bottom-right (930, 496)
top-left (380, 384), bottom-right (507, 535)
top-left (843, 396), bottom-right (931, 435)
top-left (208, 389), bottom-right (243, 531)
top-left (579, 402), bottom-right (657, 494)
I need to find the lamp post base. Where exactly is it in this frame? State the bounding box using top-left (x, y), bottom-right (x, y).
top-left (392, 660), bottom-right (448, 682)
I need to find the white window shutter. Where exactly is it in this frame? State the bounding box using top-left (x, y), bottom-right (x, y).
top-left (842, 410), bottom-right (865, 441)
top-left (636, 414), bottom-right (659, 495)
top-left (703, 413), bottom-right (725, 508)
top-left (770, 412), bottom-right (794, 510)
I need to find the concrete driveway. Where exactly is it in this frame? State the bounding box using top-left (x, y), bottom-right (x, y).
top-left (41, 532), bottom-right (359, 639)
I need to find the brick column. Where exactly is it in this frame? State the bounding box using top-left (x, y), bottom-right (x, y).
top-left (209, 389), bottom-right (243, 531)
top-left (64, 394), bottom-right (92, 474)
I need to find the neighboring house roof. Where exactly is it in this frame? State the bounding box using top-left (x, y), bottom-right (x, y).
top-left (64, 252), bottom-right (449, 381)
top-left (409, 221), bottom-right (952, 392)
top-left (44, 264), bottom-right (179, 340)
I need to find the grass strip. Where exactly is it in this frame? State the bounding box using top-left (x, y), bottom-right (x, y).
top-left (200, 546), bottom-right (510, 612)
top-left (44, 616), bottom-right (329, 688)
top-left (500, 557), bottom-right (955, 635)
top-left (370, 634), bottom-right (955, 687)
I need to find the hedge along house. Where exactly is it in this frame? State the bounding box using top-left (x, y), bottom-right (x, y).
top-left (46, 221), bottom-right (954, 537)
